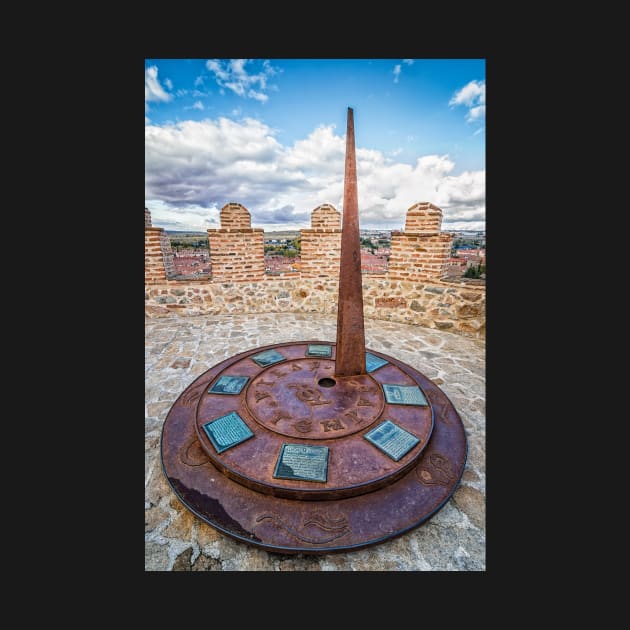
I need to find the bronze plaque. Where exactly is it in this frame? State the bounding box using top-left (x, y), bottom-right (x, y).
top-left (208, 375), bottom-right (249, 395)
top-left (251, 349), bottom-right (286, 367)
top-left (382, 384), bottom-right (428, 406)
top-left (202, 411), bottom-right (254, 454)
top-left (306, 344), bottom-right (332, 357)
top-left (365, 352), bottom-right (388, 373)
top-left (273, 444), bottom-right (329, 482)
top-left (364, 419), bottom-right (420, 461)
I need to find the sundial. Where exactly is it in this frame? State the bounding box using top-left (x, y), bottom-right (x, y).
top-left (160, 108), bottom-right (467, 553)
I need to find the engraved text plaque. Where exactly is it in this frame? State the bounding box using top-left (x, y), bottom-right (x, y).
top-left (273, 444), bottom-right (329, 482)
top-left (382, 384), bottom-right (428, 406)
top-left (202, 411), bottom-right (254, 454)
top-left (208, 375), bottom-right (249, 395)
top-left (364, 420), bottom-right (420, 461)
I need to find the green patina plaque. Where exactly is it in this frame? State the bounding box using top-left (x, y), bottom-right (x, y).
top-left (202, 411), bottom-right (254, 454)
top-left (365, 352), bottom-right (389, 373)
top-left (273, 443), bottom-right (329, 482)
top-left (306, 344), bottom-right (332, 358)
top-left (382, 384), bottom-right (428, 406)
top-left (208, 375), bottom-right (249, 395)
top-left (364, 420), bottom-right (420, 461)
top-left (251, 349), bottom-right (286, 367)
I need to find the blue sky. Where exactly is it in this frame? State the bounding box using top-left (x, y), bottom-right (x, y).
top-left (145, 59), bottom-right (485, 232)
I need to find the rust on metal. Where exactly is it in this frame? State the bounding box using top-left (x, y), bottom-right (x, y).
top-left (189, 341), bottom-right (432, 501)
top-left (335, 107), bottom-right (366, 377)
top-left (159, 107), bottom-right (469, 554)
top-left (160, 343), bottom-right (466, 553)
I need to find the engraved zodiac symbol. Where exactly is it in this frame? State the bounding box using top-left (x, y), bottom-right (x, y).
top-left (357, 397), bottom-right (373, 407)
top-left (271, 368), bottom-right (289, 378)
top-left (254, 391), bottom-right (271, 402)
top-left (308, 361), bottom-right (320, 371)
top-left (269, 410), bottom-right (291, 426)
top-left (417, 453), bottom-right (456, 486)
top-left (293, 420), bottom-right (313, 433)
top-left (181, 380), bottom-right (208, 406)
top-left (344, 410), bottom-right (363, 424)
top-left (288, 384), bottom-right (331, 406)
top-left (178, 438), bottom-right (210, 467)
top-left (257, 379), bottom-right (274, 387)
top-left (427, 391), bottom-right (452, 426)
top-left (320, 419), bottom-right (345, 432)
top-left (291, 363), bottom-right (302, 371)
top-left (255, 513), bottom-right (350, 544)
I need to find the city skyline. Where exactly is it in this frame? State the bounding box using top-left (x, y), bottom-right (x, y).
top-left (145, 58), bottom-right (485, 232)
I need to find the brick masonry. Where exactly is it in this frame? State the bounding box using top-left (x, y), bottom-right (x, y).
top-left (159, 231), bottom-right (175, 278)
top-left (388, 202), bottom-right (453, 280)
top-left (145, 203), bottom-right (484, 337)
top-left (300, 204), bottom-right (341, 278)
top-left (207, 203), bottom-right (265, 281)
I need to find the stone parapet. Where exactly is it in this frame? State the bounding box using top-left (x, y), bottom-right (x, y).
top-left (145, 276), bottom-right (485, 339)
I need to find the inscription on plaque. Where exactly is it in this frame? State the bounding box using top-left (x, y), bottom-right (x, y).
top-left (364, 420), bottom-right (420, 461)
top-left (366, 352), bottom-right (389, 373)
top-left (202, 411), bottom-right (254, 454)
top-left (273, 444), bottom-right (329, 482)
top-left (251, 349), bottom-right (286, 367)
top-left (208, 375), bottom-right (249, 395)
top-left (306, 344), bottom-right (332, 358)
top-left (382, 384), bottom-right (428, 406)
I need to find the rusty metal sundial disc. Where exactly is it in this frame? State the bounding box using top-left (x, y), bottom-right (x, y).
top-left (160, 341), bottom-right (467, 553)
top-left (159, 107), bottom-right (467, 554)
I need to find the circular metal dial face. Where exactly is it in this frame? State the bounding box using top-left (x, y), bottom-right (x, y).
top-left (161, 341), bottom-right (467, 554)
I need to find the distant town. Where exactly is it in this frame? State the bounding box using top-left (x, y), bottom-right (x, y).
top-left (165, 229), bottom-right (485, 280)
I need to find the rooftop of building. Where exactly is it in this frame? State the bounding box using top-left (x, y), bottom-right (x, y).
top-left (145, 311), bottom-right (485, 571)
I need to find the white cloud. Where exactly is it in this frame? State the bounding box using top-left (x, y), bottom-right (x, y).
top-left (393, 64), bottom-right (401, 83)
top-left (165, 78), bottom-right (173, 90)
top-left (145, 118), bottom-right (485, 231)
top-left (449, 80), bottom-right (485, 125)
top-left (185, 100), bottom-right (204, 110)
top-left (467, 105), bottom-right (485, 122)
top-left (206, 58), bottom-right (280, 102)
top-left (194, 75), bottom-right (204, 87)
top-left (145, 65), bottom-right (172, 105)
top-left (403, 59), bottom-right (414, 65)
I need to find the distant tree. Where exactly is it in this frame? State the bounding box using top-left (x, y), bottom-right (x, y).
top-left (463, 262), bottom-right (485, 279)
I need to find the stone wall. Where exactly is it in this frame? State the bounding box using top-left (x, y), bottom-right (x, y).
top-left (207, 203), bottom-right (264, 281)
top-left (145, 227), bottom-right (175, 283)
top-left (145, 202), bottom-right (484, 338)
top-left (145, 276), bottom-right (485, 338)
top-left (300, 204), bottom-right (341, 278)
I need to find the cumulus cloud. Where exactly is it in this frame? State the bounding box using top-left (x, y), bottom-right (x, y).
top-left (145, 65), bottom-right (172, 105)
top-left (145, 118), bottom-right (485, 231)
top-left (402, 59), bottom-right (414, 65)
top-left (449, 80), bottom-right (485, 124)
top-left (206, 58), bottom-right (280, 102)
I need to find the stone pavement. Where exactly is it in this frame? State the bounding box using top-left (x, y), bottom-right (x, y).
top-left (145, 312), bottom-right (485, 570)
